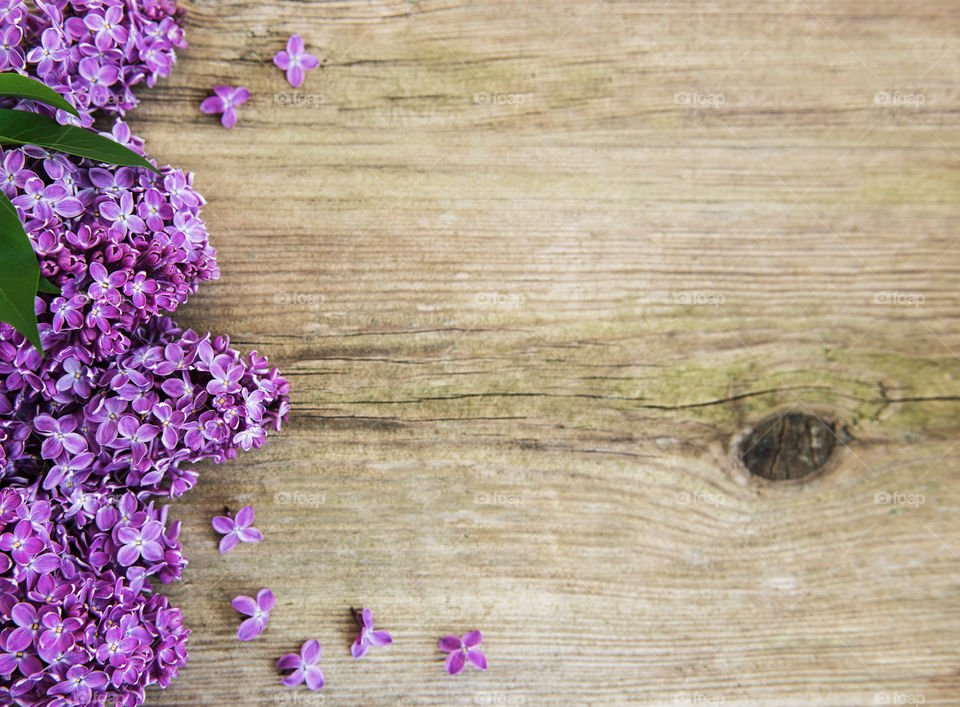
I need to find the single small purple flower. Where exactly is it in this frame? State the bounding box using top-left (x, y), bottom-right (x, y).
top-left (116, 521), bottom-right (164, 566)
top-left (351, 608), bottom-right (392, 659)
top-left (211, 505), bottom-right (263, 554)
top-left (116, 415), bottom-right (160, 467)
top-left (277, 638), bottom-right (324, 690)
top-left (25, 28), bottom-right (69, 76)
top-left (206, 360), bottom-right (243, 395)
top-left (50, 295), bottom-right (87, 333)
top-left (99, 191), bottom-right (145, 234)
top-left (33, 414), bottom-right (87, 458)
top-left (200, 85), bottom-right (250, 129)
top-left (12, 177), bottom-right (82, 219)
top-left (78, 57), bottom-right (120, 107)
top-left (273, 34), bottom-right (320, 88)
top-left (48, 664), bottom-right (108, 703)
top-left (0, 630), bottom-right (42, 677)
top-left (153, 402), bottom-right (185, 450)
top-left (123, 271), bottom-right (159, 309)
top-left (56, 357), bottom-right (92, 397)
top-left (439, 630), bottom-right (487, 675)
top-left (233, 588), bottom-right (274, 640)
top-left (84, 5), bottom-right (128, 45)
top-left (0, 25), bottom-right (24, 73)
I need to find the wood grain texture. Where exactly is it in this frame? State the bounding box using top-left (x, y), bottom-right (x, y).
top-left (125, 1), bottom-right (960, 704)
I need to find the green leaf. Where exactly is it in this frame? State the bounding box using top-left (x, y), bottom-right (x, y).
top-left (0, 189), bottom-right (41, 351)
top-left (0, 109), bottom-right (160, 174)
top-left (37, 276), bottom-right (59, 294)
top-left (0, 73), bottom-right (80, 118)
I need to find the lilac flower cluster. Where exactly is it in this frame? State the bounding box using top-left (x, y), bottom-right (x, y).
top-left (0, 122), bottom-right (218, 364)
top-left (0, 3), bottom-right (290, 704)
top-left (0, 486), bottom-right (189, 706)
top-left (0, 0), bottom-right (186, 124)
top-left (2, 315), bottom-right (290, 498)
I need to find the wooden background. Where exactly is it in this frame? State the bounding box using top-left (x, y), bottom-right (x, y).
top-left (127, 1), bottom-right (960, 704)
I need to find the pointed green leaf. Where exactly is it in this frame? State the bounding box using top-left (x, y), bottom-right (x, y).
top-left (0, 190), bottom-right (41, 351)
top-left (0, 109), bottom-right (160, 173)
top-left (37, 275), bottom-right (59, 294)
top-left (0, 73), bottom-right (80, 117)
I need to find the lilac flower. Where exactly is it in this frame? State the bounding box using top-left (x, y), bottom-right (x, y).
top-left (439, 631), bottom-right (487, 675)
top-left (55, 357), bottom-right (92, 397)
top-left (200, 85), bottom-right (250, 129)
top-left (78, 55), bottom-right (119, 102)
top-left (48, 665), bottom-right (109, 703)
top-left (207, 360), bottom-right (243, 394)
top-left (153, 402), bottom-right (185, 449)
top-left (232, 588), bottom-right (274, 641)
top-left (0, 520), bottom-right (43, 565)
top-left (277, 639), bottom-right (324, 690)
top-left (88, 396), bottom-right (127, 445)
top-left (116, 415), bottom-right (160, 467)
top-left (351, 608), bottom-right (393, 659)
top-left (9, 602), bottom-right (41, 647)
top-left (87, 261), bottom-right (127, 303)
top-left (49, 294), bottom-right (87, 333)
top-left (232, 424), bottom-right (265, 451)
top-left (0, 630), bottom-right (42, 677)
top-left (43, 450), bottom-right (94, 490)
top-left (138, 188), bottom-right (173, 231)
top-left (33, 414), bottom-right (87, 458)
top-left (12, 176), bottom-right (83, 219)
top-left (212, 505), bottom-right (263, 554)
top-left (25, 28), bottom-right (69, 76)
top-left (0, 148), bottom-right (29, 197)
top-left (0, 25), bottom-right (24, 72)
top-left (123, 271), bottom-right (159, 309)
top-left (0, 2), bottom-right (289, 703)
top-left (273, 34), bottom-right (320, 88)
top-left (99, 191), bottom-right (146, 234)
top-left (38, 611), bottom-right (83, 653)
top-left (116, 521), bottom-right (165, 565)
top-left (88, 165), bottom-right (134, 197)
top-left (95, 625), bottom-right (139, 667)
top-left (84, 5), bottom-right (128, 45)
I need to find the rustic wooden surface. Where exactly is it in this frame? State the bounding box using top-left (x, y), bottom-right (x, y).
top-left (126, 1), bottom-right (960, 704)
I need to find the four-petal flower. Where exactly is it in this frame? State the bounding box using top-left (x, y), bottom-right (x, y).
top-left (277, 638), bottom-right (325, 690)
top-left (212, 505), bottom-right (263, 554)
top-left (439, 630), bottom-right (487, 675)
top-left (273, 34), bottom-right (320, 88)
top-left (200, 85), bottom-right (251, 129)
top-left (232, 588), bottom-right (274, 641)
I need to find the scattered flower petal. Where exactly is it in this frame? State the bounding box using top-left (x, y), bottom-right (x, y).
top-left (439, 631), bottom-right (487, 675)
top-left (273, 34), bottom-right (320, 88)
top-left (212, 505), bottom-right (263, 553)
top-left (200, 85), bottom-right (250, 128)
top-left (233, 588), bottom-right (274, 640)
top-left (277, 638), bottom-right (325, 690)
top-left (351, 607), bottom-right (393, 659)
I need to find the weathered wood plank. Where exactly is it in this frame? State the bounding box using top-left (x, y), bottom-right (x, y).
top-left (125, 1), bottom-right (960, 704)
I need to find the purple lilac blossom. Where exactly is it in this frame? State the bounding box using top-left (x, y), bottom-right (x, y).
top-left (212, 505), bottom-right (263, 554)
top-left (351, 608), bottom-right (392, 659)
top-left (232, 588), bottom-right (275, 641)
top-left (0, 0), bottom-right (187, 124)
top-left (0, 487), bottom-right (190, 706)
top-left (0, 4), bottom-right (291, 705)
top-left (439, 631), bottom-right (487, 675)
top-left (273, 34), bottom-right (320, 88)
top-left (277, 639), bottom-right (324, 690)
top-left (199, 85), bottom-right (250, 129)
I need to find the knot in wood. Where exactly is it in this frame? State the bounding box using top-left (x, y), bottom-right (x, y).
top-left (739, 412), bottom-right (836, 481)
